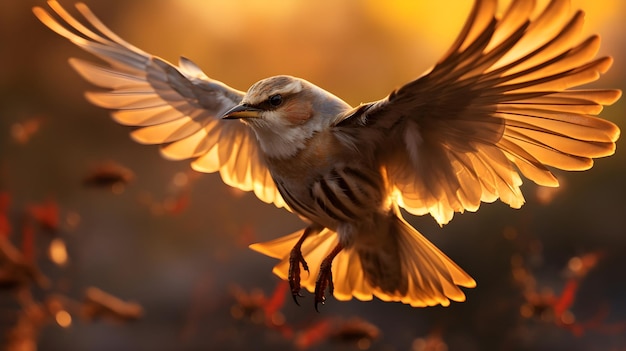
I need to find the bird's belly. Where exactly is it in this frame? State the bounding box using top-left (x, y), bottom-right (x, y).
top-left (273, 163), bottom-right (385, 230)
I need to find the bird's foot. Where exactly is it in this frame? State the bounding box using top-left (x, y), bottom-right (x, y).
top-left (288, 245), bottom-right (309, 305)
top-left (313, 243), bottom-right (343, 312)
top-left (314, 258), bottom-right (334, 312)
top-left (287, 224), bottom-right (322, 305)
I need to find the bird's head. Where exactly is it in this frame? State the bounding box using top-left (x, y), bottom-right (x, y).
top-left (222, 75), bottom-right (351, 158)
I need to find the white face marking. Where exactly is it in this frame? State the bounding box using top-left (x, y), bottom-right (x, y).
top-left (240, 76), bottom-right (352, 159)
top-left (244, 107), bottom-right (313, 159)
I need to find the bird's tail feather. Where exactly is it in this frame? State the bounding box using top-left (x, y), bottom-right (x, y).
top-left (249, 214), bottom-right (476, 307)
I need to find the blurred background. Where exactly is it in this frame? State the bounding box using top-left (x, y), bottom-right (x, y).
top-left (1, 0), bottom-right (625, 350)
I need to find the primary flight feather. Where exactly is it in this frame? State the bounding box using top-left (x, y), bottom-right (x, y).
top-left (34, 0), bottom-right (620, 309)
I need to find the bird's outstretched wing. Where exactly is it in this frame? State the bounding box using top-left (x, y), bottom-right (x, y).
top-left (342, 0), bottom-right (620, 225)
top-left (33, 1), bottom-right (287, 209)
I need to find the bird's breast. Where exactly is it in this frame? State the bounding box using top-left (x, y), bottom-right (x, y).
top-left (267, 131), bottom-right (385, 228)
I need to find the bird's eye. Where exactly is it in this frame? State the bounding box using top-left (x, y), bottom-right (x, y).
top-left (268, 94), bottom-right (283, 107)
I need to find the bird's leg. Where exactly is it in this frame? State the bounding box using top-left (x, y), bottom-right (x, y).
top-left (289, 224), bottom-right (323, 305)
top-left (314, 243), bottom-right (344, 312)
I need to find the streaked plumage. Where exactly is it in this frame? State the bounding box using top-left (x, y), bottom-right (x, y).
top-left (34, 0), bottom-right (620, 308)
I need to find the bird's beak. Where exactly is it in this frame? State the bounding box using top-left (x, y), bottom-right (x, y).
top-left (222, 104), bottom-right (263, 119)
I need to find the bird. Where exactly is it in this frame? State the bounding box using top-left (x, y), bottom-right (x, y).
top-left (33, 0), bottom-right (620, 310)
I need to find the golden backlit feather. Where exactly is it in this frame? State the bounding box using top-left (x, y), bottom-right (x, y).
top-left (361, 0), bottom-right (620, 225)
top-left (33, 1), bottom-right (287, 209)
top-left (250, 217), bottom-right (476, 307)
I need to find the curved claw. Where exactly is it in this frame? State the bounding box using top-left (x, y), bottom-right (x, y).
top-left (314, 260), bottom-right (334, 312)
top-left (314, 280), bottom-right (332, 312)
top-left (291, 291), bottom-right (304, 306)
top-left (314, 298), bottom-right (324, 313)
top-left (288, 242), bottom-right (309, 306)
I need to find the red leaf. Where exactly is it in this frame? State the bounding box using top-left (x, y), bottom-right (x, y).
top-left (295, 318), bottom-right (334, 349)
top-left (552, 279), bottom-right (579, 317)
top-left (0, 192), bottom-right (10, 238)
top-left (264, 280), bottom-right (288, 319)
top-left (21, 220), bottom-right (35, 263)
top-left (27, 199), bottom-right (60, 232)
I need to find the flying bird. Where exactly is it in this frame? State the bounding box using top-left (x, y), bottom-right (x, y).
top-left (33, 0), bottom-right (620, 309)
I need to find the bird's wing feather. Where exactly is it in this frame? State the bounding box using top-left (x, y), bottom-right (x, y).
top-left (33, 1), bottom-right (287, 209)
top-left (340, 0), bottom-right (620, 225)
